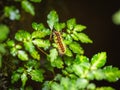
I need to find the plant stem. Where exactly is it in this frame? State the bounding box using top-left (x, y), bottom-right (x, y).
top-left (37, 46), bottom-right (48, 56)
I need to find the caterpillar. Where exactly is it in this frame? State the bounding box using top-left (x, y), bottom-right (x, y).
top-left (53, 31), bottom-right (66, 55)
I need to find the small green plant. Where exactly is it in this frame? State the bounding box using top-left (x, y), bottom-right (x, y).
top-left (4, 10), bottom-right (120, 90)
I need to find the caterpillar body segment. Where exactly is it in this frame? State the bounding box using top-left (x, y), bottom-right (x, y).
top-left (53, 31), bottom-right (66, 55)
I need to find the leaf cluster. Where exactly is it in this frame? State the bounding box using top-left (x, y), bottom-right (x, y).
top-left (43, 52), bottom-right (120, 90)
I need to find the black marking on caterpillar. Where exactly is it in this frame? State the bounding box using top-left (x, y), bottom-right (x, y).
top-left (53, 31), bottom-right (66, 55)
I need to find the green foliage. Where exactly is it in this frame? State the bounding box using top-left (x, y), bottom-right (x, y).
top-left (0, 54), bottom-right (2, 68)
top-left (54, 23), bottom-right (65, 31)
top-left (103, 66), bottom-right (120, 82)
top-left (67, 18), bottom-right (76, 30)
top-left (69, 41), bottom-right (84, 54)
top-left (29, 69), bottom-right (44, 82)
top-left (15, 30), bottom-right (31, 42)
top-left (21, 72), bottom-right (28, 87)
top-left (75, 33), bottom-right (93, 43)
top-left (1, 9), bottom-right (120, 90)
top-left (0, 24), bottom-right (9, 68)
top-left (0, 44), bottom-right (6, 55)
top-left (47, 10), bottom-right (59, 30)
top-left (42, 52), bottom-right (120, 90)
top-left (11, 72), bottom-right (21, 84)
top-left (32, 26), bottom-right (51, 39)
top-left (0, 24), bottom-right (9, 42)
top-left (32, 39), bottom-right (50, 49)
top-left (17, 50), bottom-right (28, 61)
top-left (91, 52), bottom-right (107, 69)
top-left (30, 0), bottom-right (42, 3)
top-left (49, 48), bottom-right (58, 62)
top-left (21, 0), bottom-right (35, 16)
top-left (42, 75), bottom-right (90, 90)
top-left (96, 87), bottom-right (115, 90)
top-left (112, 9), bottom-right (120, 25)
top-left (4, 6), bottom-right (20, 20)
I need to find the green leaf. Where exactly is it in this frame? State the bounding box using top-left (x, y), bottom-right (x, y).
top-left (24, 41), bottom-right (35, 52)
top-left (0, 24), bottom-right (9, 42)
top-left (103, 66), bottom-right (120, 82)
top-left (87, 83), bottom-right (96, 90)
top-left (4, 6), bottom-right (20, 20)
top-left (69, 42), bottom-right (84, 54)
top-left (42, 81), bottom-right (51, 90)
top-left (76, 78), bottom-right (89, 89)
top-left (86, 72), bottom-right (94, 80)
top-left (17, 67), bottom-right (24, 73)
top-left (17, 50), bottom-right (28, 61)
top-left (30, 50), bottom-right (40, 60)
top-left (65, 65), bottom-right (74, 74)
top-left (47, 10), bottom-right (59, 30)
top-left (75, 55), bottom-right (89, 64)
top-left (15, 30), bottom-right (31, 42)
top-left (25, 60), bottom-right (37, 68)
top-left (10, 47), bottom-right (18, 56)
top-left (51, 56), bottom-right (63, 68)
top-left (64, 56), bottom-right (74, 66)
top-left (21, 73), bottom-right (28, 87)
top-left (112, 9), bottom-right (120, 25)
top-left (65, 47), bottom-right (73, 57)
top-left (25, 60), bottom-right (39, 69)
top-left (0, 44), bottom-right (6, 55)
top-left (11, 72), bottom-right (21, 84)
top-left (79, 62), bottom-right (91, 71)
top-left (24, 42), bottom-right (40, 60)
top-left (60, 77), bottom-right (69, 89)
top-left (91, 52), bottom-right (107, 69)
top-left (21, 0), bottom-right (35, 16)
top-left (67, 18), bottom-right (76, 30)
top-left (51, 82), bottom-right (64, 90)
top-left (75, 33), bottom-right (93, 43)
top-left (0, 54), bottom-right (2, 68)
top-left (92, 69), bottom-right (105, 80)
top-left (96, 87), bottom-right (115, 90)
top-left (32, 39), bottom-right (50, 49)
top-left (71, 34), bottom-right (79, 41)
top-left (74, 24), bottom-right (87, 32)
top-left (49, 48), bottom-right (58, 62)
top-left (32, 22), bottom-right (45, 31)
top-left (63, 34), bottom-right (73, 45)
top-left (30, 69), bottom-right (44, 82)
top-left (54, 74), bottom-right (62, 81)
top-left (32, 29), bottom-right (51, 39)
top-left (54, 23), bottom-right (65, 31)
top-left (7, 40), bottom-right (15, 47)
top-left (72, 64), bottom-right (84, 77)
top-left (69, 74), bottom-right (78, 79)
top-left (30, 0), bottom-right (42, 3)
top-left (16, 44), bottom-right (22, 49)
top-left (25, 86), bottom-right (33, 90)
